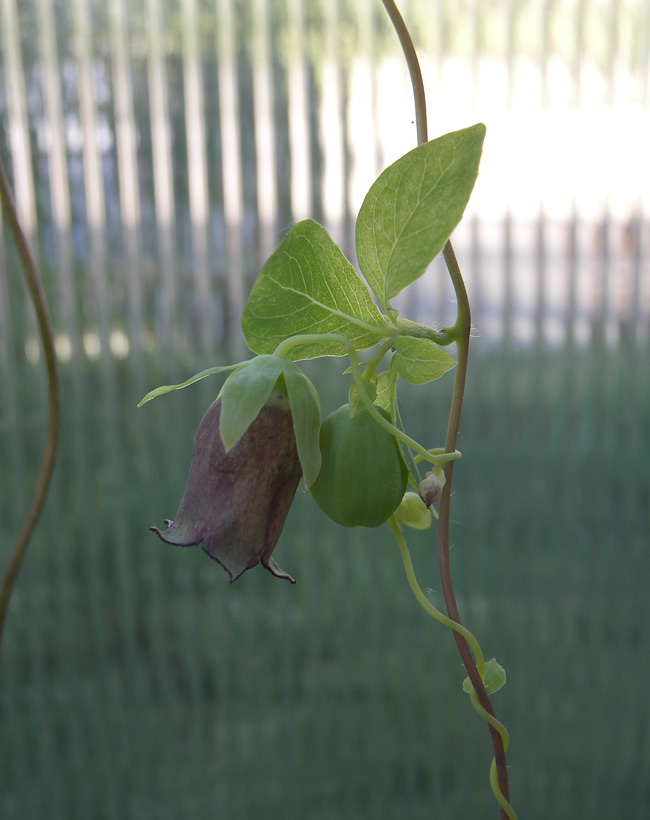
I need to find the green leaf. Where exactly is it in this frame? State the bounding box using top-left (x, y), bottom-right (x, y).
top-left (356, 124), bottom-right (486, 307)
top-left (462, 658), bottom-right (507, 696)
top-left (242, 219), bottom-right (389, 360)
top-left (394, 336), bottom-right (456, 385)
top-left (219, 356), bottom-right (285, 451)
top-left (137, 362), bottom-right (248, 406)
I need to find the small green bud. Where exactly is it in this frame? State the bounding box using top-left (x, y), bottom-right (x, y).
top-left (418, 467), bottom-right (445, 508)
top-left (394, 492), bottom-right (432, 530)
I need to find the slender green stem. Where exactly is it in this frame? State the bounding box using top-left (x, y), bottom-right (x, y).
top-left (360, 337), bottom-right (397, 380)
top-left (380, 0), bottom-right (428, 145)
top-left (346, 345), bottom-right (458, 466)
top-left (414, 447), bottom-right (456, 461)
top-left (469, 690), bottom-right (510, 750)
top-left (391, 508), bottom-right (518, 820)
top-left (0, 156), bottom-right (60, 654)
top-left (381, 2), bottom-right (514, 817)
top-left (389, 517), bottom-right (485, 675)
top-left (488, 760), bottom-right (518, 820)
top-left (396, 319), bottom-right (454, 346)
top-left (468, 691), bottom-right (517, 820)
top-left (274, 333), bottom-right (458, 467)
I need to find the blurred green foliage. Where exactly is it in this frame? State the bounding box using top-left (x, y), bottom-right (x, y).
top-left (1, 343), bottom-right (648, 819)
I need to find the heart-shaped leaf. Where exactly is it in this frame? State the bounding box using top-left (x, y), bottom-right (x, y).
top-left (242, 219), bottom-right (389, 360)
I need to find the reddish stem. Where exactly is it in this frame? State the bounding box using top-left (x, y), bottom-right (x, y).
top-left (438, 241), bottom-right (511, 816)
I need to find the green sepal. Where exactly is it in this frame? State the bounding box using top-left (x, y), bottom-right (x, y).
top-left (219, 356), bottom-right (286, 451)
top-left (219, 355), bottom-right (322, 488)
top-left (137, 362), bottom-right (249, 407)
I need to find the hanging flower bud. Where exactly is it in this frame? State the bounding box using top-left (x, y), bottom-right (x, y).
top-left (418, 467), bottom-right (445, 508)
top-left (394, 491), bottom-right (433, 530)
top-left (150, 386), bottom-right (302, 583)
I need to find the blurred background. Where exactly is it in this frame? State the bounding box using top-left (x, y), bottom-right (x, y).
top-left (1, 0), bottom-right (649, 818)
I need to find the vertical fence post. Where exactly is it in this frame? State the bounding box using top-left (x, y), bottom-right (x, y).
top-left (318, 0), bottom-right (346, 247)
top-left (286, 0), bottom-right (312, 224)
top-left (182, 0), bottom-right (213, 350)
top-left (216, 0), bottom-right (245, 349)
top-left (34, 0), bottom-right (78, 359)
top-left (252, 0), bottom-right (278, 265)
top-left (71, 0), bottom-right (110, 356)
top-left (1, 0), bottom-right (36, 243)
top-left (109, 0), bottom-right (143, 353)
top-left (146, 0), bottom-right (177, 352)
top-left (347, 0), bottom-right (380, 248)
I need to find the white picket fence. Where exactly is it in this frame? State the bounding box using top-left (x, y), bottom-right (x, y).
top-left (1, 0), bottom-right (648, 360)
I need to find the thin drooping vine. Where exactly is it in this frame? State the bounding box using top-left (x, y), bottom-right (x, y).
top-left (381, 1), bottom-right (514, 816)
top-left (0, 156), bottom-right (60, 653)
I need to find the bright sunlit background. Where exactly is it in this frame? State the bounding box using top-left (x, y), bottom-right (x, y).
top-left (1, 1), bottom-right (649, 819)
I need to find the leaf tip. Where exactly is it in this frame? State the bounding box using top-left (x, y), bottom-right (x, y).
top-left (137, 392), bottom-right (155, 407)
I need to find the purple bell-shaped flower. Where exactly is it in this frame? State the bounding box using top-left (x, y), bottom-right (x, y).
top-left (151, 385), bottom-right (302, 583)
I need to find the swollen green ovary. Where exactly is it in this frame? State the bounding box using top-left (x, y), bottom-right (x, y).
top-left (310, 404), bottom-right (408, 528)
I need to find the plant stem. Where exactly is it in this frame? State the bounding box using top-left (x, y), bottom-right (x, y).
top-left (380, 0), bottom-right (428, 145)
top-left (389, 516), bottom-right (485, 675)
top-left (0, 156), bottom-right (60, 654)
top-left (438, 267), bottom-right (512, 815)
top-left (360, 337), bottom-right (397, 380)
top-left (274, 333), bottom-right (459, 467)
top-left (380, 1), bottom-right (514, 816)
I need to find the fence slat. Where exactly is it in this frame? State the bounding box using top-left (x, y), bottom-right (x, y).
top-left (216, 0), bottom-right (245, 347)
top-left (181, 0), bottom-right (212, 349)
top-left (287, 0), bottom-right (312, 224)
top-left (34, 0), bottom-right (78, 358)
top-left (109, 0), bottom-right (143, 351)
top-left (146, 0), bottom-right (177, 350)
top-left (252, 0), bottom-right (278, 263)
top-left (1, 0), bottom-right (36, 239)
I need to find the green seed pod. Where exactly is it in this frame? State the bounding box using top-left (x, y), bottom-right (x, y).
top-left (310, 403), bottom-right (408, 528)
